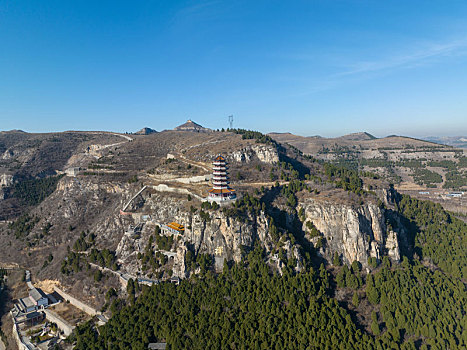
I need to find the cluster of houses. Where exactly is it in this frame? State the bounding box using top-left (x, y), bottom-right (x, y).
top-left (418, 191), bottom-right (464, 199)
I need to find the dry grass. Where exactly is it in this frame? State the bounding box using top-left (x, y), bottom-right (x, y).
top-left (33, 280), bottom-right (60, 294)
top-left (49, 302), bottom-right (90, 324)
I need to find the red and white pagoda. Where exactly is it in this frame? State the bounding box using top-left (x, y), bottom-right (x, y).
top-left (207, 155), bottom-right (236, 202)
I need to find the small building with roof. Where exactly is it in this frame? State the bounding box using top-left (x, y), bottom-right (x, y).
top-left (161, 222), bottom-right (185, 235)
top-left (65, 167), bottom-right (80, 177)
top-left (29, 287), bottom-right (48, 308)
top-left (17, 296), bottom-right (37, 314)
top-left (15, 287), bottom-right (49, 315)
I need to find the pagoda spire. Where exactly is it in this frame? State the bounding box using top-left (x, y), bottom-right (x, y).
top-left (207, 155), bottom-right (236, 202)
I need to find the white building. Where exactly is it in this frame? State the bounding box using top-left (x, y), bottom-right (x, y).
top-left (65, 167), bottom-right (80, 177)
top-left (446, 192), bottom-right (463, 198)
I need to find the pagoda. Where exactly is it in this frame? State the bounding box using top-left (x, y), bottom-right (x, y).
top-left (207, 155), bottom-right (236, 202)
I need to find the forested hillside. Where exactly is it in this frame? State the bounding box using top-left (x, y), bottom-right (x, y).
top-left (395, 194), bottom-right (467, 279)
top-left (73, 246), bottom-right (376, 350)
top-left (72, 190), bottom-right (467, 349)
top-left (73, 249), bottom-right (467, 349)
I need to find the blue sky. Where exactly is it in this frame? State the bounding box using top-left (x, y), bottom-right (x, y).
top-left (1, 1), bottom-right (467, 137)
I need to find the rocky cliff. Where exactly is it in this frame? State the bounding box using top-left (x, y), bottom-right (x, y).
top-left (230, 144), bottom-right (279, 164)
top-left (0, 173), bottom-right (13, 187)
top-left (299, 198), bottom-right (405, 269)
top-left (115, 193), bottom-right (276, 278)
top-left (50, 178), bottom-right (406, 282)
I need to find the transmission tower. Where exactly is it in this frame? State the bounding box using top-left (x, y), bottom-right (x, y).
top-left (228, 115), bottom-right (233, 129)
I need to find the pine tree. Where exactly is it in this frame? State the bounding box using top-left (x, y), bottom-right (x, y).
top-left (352, 292), bottom-right (359, 307)
top-left (332, 252), bottom-right (341, 266)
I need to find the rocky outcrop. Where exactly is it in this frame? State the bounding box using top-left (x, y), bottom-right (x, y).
top-left (1, 149), bottom-right (13, 160)
top-left (230, 144), bottom-right (279, 164)
top-left (0, 173), bottom-right (13, 187)
top-left (115, 194), bottom-right (275, 279)
top-left (252, 145), bottom-right (279, 164)
top-left (299, 198), bottom-right (403, 269)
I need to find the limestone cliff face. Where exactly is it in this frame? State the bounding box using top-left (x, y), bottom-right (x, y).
top-left (230, 144), bottom-right (279, 164)
top-left (252, 145), bottom-right (279, 164)
top-left (115, 194), bottom-right (274, 278)
top-left (41, 177), bottom-right (406, 284)
top-left (299, 198), bottom-right (402, 269)
top-left (0, 173), bottom-right (13, 187)
top-left (41, 177), bottom-right (125, 243)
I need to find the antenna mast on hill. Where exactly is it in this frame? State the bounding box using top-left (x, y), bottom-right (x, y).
top-left (228, 115), bottom-right (233, 130)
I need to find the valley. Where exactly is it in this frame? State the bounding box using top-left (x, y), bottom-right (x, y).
top-left (270, 132), bottom-right (467, 214)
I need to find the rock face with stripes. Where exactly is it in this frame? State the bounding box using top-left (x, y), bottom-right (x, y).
top-left (230, 145), bottom-right (279, 164)
top-left (299, 198), bottom-right (405, 269)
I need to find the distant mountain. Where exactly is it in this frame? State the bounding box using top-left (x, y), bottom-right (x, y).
top-left (0, 129), bottom-right (26, 134)
top-left (134, 127), bottom-right (157, 135)
top-left (269, 132), bottom-right (453, 156)
top-left (269, 132), bottom-right (323, 139)
top-left (337, 132), bottom-right (376, 141)
top-left (174, 120), bottom-right (211, 133)
top-left (268, 131), bottom-right (467, 191)
top-left (422, 136), bottom-right (467, 149)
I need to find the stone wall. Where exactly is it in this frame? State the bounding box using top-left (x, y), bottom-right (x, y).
top-left (44, 310), bottom-right (74, 337)
top-left (54, 287), bottom-right (98, 316)
top-left (11, 322), bottom-right (28, 350)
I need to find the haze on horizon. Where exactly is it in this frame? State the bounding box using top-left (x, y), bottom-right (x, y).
top-left (1, 0), bottom-right (467, 138)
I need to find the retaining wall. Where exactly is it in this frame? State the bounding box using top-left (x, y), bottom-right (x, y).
top-left (43, 310), bottom-right (74, 337)
top-left (151, 184), bottom-right (204, 201)
top-left (53, 287), bottom-right (98, 316)
top-left (11, 323), bottom-right (29, 350)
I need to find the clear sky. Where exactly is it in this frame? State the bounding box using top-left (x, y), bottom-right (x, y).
top-left (1, 1), bottom-right (467, 137)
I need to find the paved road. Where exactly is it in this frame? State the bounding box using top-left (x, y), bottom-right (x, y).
top-left (26, 270), bottom-right (33, 289)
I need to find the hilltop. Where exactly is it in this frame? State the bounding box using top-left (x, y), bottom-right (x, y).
top-left (134, 127), bottom-right (157, 135)
top-left (337, 131), bottom-right (376, 141)
top-left (174, 119), bottom-right (212, 133)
